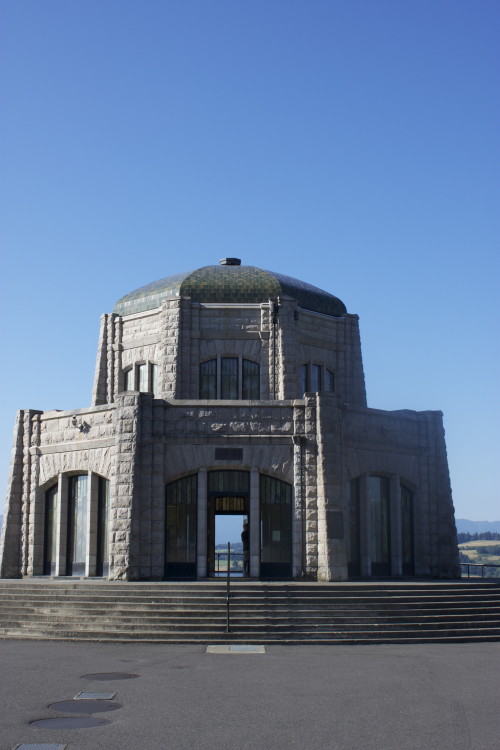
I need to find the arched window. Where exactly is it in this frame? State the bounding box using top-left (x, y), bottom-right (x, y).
top-left (43, 474), bottom-right (110, 578)
top-left (401, 485), bottom-right (414, 575)
top-left (369, 476), bottom-right (391, 576)
top-left (165, 474), bottom-right (198, 579)
top-left (67, 475), bottom-right (88, 576)
top-left (199, 357), bottom-right (260, 399)
top-left (260, 475), bottom-right (293, 579)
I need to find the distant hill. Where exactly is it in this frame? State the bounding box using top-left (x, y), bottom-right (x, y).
top-left (456, 518), bottom-right (500, 533)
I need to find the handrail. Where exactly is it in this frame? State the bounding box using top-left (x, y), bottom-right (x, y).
top-left (460, 562), bottom-right (500, 578)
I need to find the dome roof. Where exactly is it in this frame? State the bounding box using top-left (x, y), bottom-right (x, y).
top-left (113, 259), bottom-right (347, 317)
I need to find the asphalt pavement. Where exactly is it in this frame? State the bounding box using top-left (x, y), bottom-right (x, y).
top-left (0, 639), bottom-right (499, 750)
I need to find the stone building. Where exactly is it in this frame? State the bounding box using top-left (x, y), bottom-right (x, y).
top-left (0, 258), bottom-right (460, 581)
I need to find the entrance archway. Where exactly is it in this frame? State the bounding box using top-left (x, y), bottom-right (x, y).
top-left (207, 471), bottom-right (249, 578)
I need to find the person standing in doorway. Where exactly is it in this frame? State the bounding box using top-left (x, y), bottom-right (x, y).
top-left (241, 519), bottom-right (249, 577)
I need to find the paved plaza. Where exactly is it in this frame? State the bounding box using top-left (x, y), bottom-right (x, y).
top-left (0, 639), bottom-right (499, 750)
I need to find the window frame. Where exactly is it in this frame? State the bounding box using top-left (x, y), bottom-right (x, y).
top-left (199, 356), bottom-right (260, 400)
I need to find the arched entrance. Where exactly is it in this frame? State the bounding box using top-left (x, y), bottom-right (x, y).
top-left (207, 470), bottom-right (249, 577)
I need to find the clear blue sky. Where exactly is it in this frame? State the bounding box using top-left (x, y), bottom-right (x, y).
top-left (1, 0), bottom-right (498, 521)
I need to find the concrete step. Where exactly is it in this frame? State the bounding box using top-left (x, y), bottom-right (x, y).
top-left (0, 580), bottom-right (498, 645)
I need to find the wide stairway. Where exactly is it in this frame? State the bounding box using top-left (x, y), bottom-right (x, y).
top-left (0, 580), bottom-right (499, 645)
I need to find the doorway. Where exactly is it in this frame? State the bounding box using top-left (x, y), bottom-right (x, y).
top-left (208, 497), bottom-right (249, 577)
top-left (207, 470), bottom-right (251, 578)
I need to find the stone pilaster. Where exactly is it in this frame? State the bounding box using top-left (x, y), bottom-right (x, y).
top-left (91, 314), bottom-right (109, 406)
top-left (160, 299), bottom-right (181, 399)
top-left (0, 411), bottom-right (26, 577)
top-left (249, 467), bottom-right (260, 577)
top-left (26, 413), bottom-right (41, 575)
top-left (315, 393), bottom-right (348, 581)
top-left (277, 298), bottom-right (300, 399)
top-left (110, 393), bottom-right (141, 580)
top-left (197, 468), bottom-right (208, 578)
top-left (302, 395), bottom-right (319, 578)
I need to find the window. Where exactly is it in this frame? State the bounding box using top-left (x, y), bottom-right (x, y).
top-left (165, 474), bottom-right (198, 578)
top-left (401, 485), bottom-right (414, 575)
top-left (260, 475), bottom-right (292, 578)
top-left (300, 364), bottom-right (308, 395)
top-left (326, 369), bottom-right (335, 392)
top-left (221, 357), bottom-right (238, 399)
top-left (369, 476), bottom-right (391, 576)
top-left (300, 364), bottom-right (333, 395)
top-left (67, 475), bottom-right (88, 576)
top-left (123, 362), bottom-right (158, 394)
top-left (200, 360), bottom-right (217, 399)
top-left (199, 358), bottom-right (260, 399)
top-left (138, 363), bottom-right (148, 392)
top-left (242, 359), bottom-right (260, 399)
top-left (124, 368), bottom-right (134, 391)
top-left (311, 364), bottom-right (321, 392)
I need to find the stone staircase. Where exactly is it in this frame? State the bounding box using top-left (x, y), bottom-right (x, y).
top-left (0, 579), bottom-right (499, 644)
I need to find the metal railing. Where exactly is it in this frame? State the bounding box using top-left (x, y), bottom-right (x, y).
top-left (460, 563), bottom-right (500, 578)
top-left (215, 550), bottom-right (244, 575)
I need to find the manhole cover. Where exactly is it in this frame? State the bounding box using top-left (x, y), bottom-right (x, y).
top-left (74, 692), bottom-right (116, 700)
top-left (206, 645), bottom-right (266, 654)
top-left (48, 700), bottom-right (121, 714)
top-left (31, 718), bottom-right (111, 729)
top-left (81, 672), bottom-right (139, 681)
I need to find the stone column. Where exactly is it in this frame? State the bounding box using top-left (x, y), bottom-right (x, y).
top-left (86, 471), bottom-right (99, 577)
top-left (249, 467), bottom-right (260, 578)
top-left (197, 468), bottom-right (208, 578)
top-left (390, 474), bottom-right (402, 577)
top-left (55, 474), bottom-right (68, 576)
top-left (359, 474), bottom-right (371, 577)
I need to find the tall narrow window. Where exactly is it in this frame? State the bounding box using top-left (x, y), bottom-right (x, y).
top-left (221, 357), bottom-right (238, 399)
top-left (151, 364), bottom-right (158, 397)
top-left (44, 485), bottom-right (58, 575)
top-left (300, 364), bottom-right (308, 395)
top-left (348, 479), bottom-right (360, 576)
top-left (401, 485), bottom-right (414, 575)
top-left (96, 477), bottom-right (110, 577)
top-left (260, 475), bottom-right (292, 578)
top-left (242, 360), bottom-right (260, 399)
top-left (369, 476), bottom-right (391, 576)
top-left (67, 475), bottom-right (88, 576)
top-left (165, 474), bottom-right (197, 578)
top-left (326, 369), bottom-right (335, 392)
top-left (200, 360), bottom-right (217, 399)
top-left (124, 368), bottom-right (134, 391)
top-left (311, 364), bottom-right (321, 392)
top-left (138, 363), bottom-right (148, 392)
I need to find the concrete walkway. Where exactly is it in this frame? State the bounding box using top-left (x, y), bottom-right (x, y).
top-left (0, 640), bottom-right (499, 750)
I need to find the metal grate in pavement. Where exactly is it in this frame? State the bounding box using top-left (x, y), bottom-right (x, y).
top-left (14, 744), bottom-right (67, 750)
top-left (207, 644), bottom-right (265, 654)
top-left (74, 692), bottom-right (115, 700)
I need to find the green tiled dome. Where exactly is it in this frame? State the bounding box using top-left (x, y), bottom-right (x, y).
top-left (114, 260), bottom-right (347, 317)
